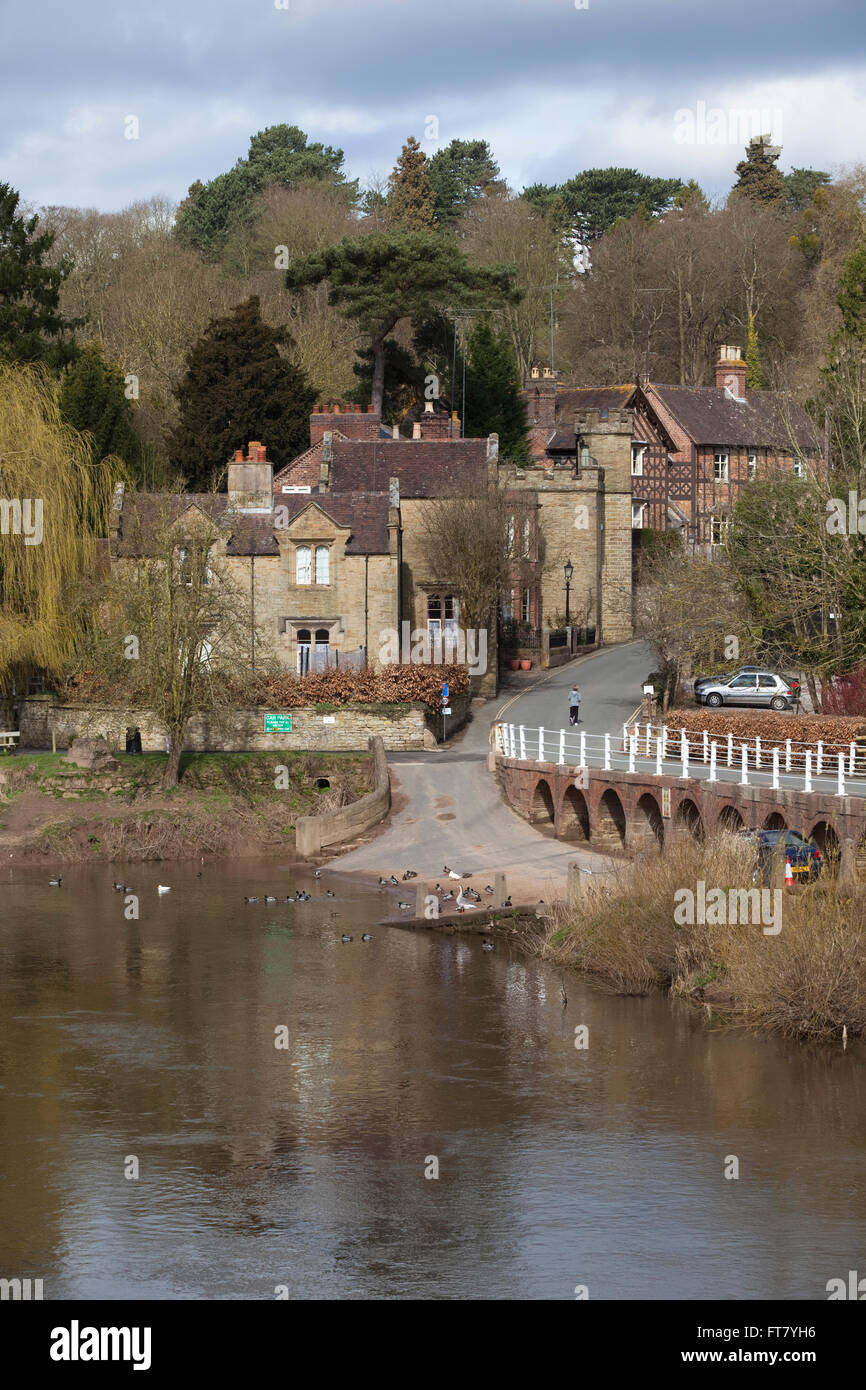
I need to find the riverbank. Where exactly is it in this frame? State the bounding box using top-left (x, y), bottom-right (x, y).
top-left (531, 833), bottom-right (866, 1044)
top-left (0, 749), bottom-right (372, 864)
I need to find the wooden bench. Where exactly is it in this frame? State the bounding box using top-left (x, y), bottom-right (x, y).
top-left (0, 731), bottom-right (20, 754)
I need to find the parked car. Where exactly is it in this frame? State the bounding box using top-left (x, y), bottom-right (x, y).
top-left (740, 828), bottom-right (823, 881)
top-left (697, 670), bottom-right (799, 711)
top-left (693, 665), bottom-right (760, 696)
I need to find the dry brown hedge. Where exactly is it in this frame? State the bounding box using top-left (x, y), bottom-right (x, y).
top-left (660, 707), bottom-right (866, 764)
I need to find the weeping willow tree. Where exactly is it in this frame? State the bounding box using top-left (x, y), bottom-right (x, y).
top-left (0, 364), bottom-right (113, 719)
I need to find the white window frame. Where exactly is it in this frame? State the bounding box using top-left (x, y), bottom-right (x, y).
top-left (522, 587), bottom-right (531, 624)
top-left (792, 458), bottom-right (805, 478)
top-left (631, 502), bottom-right (647, 529)
top-left (631, 444), bottom-right (647, 477)
top-left (711, 514), bottom-right (729, 546)
top-left (315, 544), bottom-right (330, 585)
top-left (747, 453), bottom-right (757, 481)
top-left (296, 545), bottom-right (312, 585)
top-left (713, 452), bottom-right (729, 482)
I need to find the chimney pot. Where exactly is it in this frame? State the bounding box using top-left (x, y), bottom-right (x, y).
top-left (392, 424), bottom-right (400, 439)
top-left (412, 422), bottom-right (422, 439)
top-left (333, 403), bottom-right (341, 414)
top-left (367, 404), bottom-right (374, 413)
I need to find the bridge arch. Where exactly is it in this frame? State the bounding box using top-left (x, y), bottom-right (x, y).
top-left (595, 787), bottom-right (626, 850)
top-left (809, 819), bottom-right (839, 867)
top-left (674, 797), bottom-right (704, 842)
top-left (531, 778), bottom-right (555, 826)
top-left (635, 792), bottom-right (664, 849)
top-left (763, 810), bottom-right (787, 831)
top-left (717, 804), bottom-right (744, 833)
top-left (558, 785), bottom-right (590, 842)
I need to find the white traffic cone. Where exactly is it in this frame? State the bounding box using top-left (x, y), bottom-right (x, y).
top-left (785, 856), bottom-right (794, 886)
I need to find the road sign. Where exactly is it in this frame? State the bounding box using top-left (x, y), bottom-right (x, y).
top-left (264, 714), bottom-right (292, 732)
top-left (442, 708), bottom-right (452, 715)
top-left (442, 683), bottom-right (449, 698)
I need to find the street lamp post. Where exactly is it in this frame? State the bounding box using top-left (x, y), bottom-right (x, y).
top-left (564, 559), bottom-right (574, 626)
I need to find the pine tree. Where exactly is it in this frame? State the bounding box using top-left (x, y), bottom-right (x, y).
top-left (0, 183), bottom-right (80, 368)
top-left (387, 137), bottom-right (435, 231)
top-left (745, 312), bottom-right (763, 389)
top-left (168, 297), bottom-right (316, 489)
top-left (59, 342), bottom-right (140, 473)
top-left (731, 137), bottom-right (785, 205)
top-left (465, 318), bottom-right (529, 462)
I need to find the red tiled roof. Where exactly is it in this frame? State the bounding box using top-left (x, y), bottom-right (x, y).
top-left (328, 438), bottom-right (488, 497)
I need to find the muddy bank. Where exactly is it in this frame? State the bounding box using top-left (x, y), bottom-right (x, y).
top-left (0, 749), bottom-right (373, 865)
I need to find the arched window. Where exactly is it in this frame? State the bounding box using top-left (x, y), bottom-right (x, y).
top-left (315, 545), bottom-right (329, 584)
top-left (297, 629), bottom-right (311, 675)
top-left (296, 546), bottom-right (311, 584)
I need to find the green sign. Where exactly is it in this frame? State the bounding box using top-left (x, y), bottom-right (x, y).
top-left (264, 714), bottom-right (292, 732)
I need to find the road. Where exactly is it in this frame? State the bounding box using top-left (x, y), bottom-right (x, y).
top-left (329, 642), bottom-right (653, 905)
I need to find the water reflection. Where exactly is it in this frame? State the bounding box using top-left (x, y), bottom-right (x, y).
top-left (0, 858), bottom-right (864, 1300)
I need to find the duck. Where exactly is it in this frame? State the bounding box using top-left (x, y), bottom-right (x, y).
top-left (112, 881), bottom-right (126, 892)
top-left (441, 890), bottom-right (454, 902)
top-left (398, 900), bottom-right (412, 911)
top-left (481, 940), bottom-right (494, 952)
top-left (48, 876), bottom-right (62, 887)
top-left (361, 933), bottom-right (373, 942)
top-left (456, 888), bottom-right (475, 911)
top-left (341, 934), bottom-right (353, 943)
top-left (388, 874), bottom-right (399, 885)
top-left (448, 870), bottom-right (462, 881)
top-left (503, 896), bottom-right (512, 908)
top-left (314, 870), bottom-right (322, 878)
top-left (326, 890), bottom-right (335, 899)
top-left (378, 876), bottom-right (388, 886)
top-left (484, 884), bottom-right (495, 895)
top-left (264, 895), bottom-right (277, 903)
top-left (402, 869), bottom-right (417, 880)
top-left (245, 896), bottom-right (258, 904)
top-left (157, 885), bottom-right (171, 894)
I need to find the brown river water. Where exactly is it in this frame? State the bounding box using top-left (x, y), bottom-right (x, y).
top-left (1, 857), bottom-right (864, 1300)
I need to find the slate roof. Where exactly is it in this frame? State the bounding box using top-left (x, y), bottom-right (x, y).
top-left (648, 384), bottom-right (821, 452)
top-left (555, 386), bottom-right (635, 417)
top-left (112, 488), bottom-right (391, 558)
top-left (328, 439), bottom-right (488, 497)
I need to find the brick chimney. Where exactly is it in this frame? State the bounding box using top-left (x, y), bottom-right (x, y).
top-left (716, 345), bottom-right (746, 402)
top-left (418, 400), bottom-right (454, 439)
top-left (227, 442), bottom-right (274, 511)
top-left (522, 365), bottom-right (558, 462)
top-left (309, 401), bottom-right (381, 446)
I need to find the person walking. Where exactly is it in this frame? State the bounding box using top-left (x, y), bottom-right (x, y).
top-left (568, 684), bottom-right (582, 726)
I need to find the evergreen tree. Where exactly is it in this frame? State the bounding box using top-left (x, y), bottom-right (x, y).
top-left (426, 139), bottom-right (504, 226)
top-left (465, 317), bottom-right (529, 462)
top-left (731, 137), bottom-right (785, 205)
top-left (59, 342), bottom-right (140, 473)
top-left (745, 312), bottom-right (763, 389)
top-left (523, 168), bottom-right (683, 244)
top-left (168, 296), bottom-right (316, 488)
top-left (284, 232), bottom-right (519, 416)
top-left (347, 339), bottom-right (425, 424)
top-left (387, 137), bottom-right (435, 231)
top-left (783, 167), bottom-right (831, 213)
top-left (175, 125), bottom-right (358, 259)
top-left (0, 184), bottom-right (80, 369)
top-left (836, 239), bottom-right (866, 340)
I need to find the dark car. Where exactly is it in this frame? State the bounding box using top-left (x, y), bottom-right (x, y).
top-left (697, 670), bottom-right (800, 711)
top-left (741, 829), bottom-right (823, 881)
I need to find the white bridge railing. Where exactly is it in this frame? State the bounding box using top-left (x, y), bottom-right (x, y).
top-left (621, 718), bottom-right (866, 779)
top-left (493, 721), bottom-right (859, 799)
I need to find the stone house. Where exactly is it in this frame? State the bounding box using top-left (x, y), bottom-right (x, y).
top-left (110, 396), bottom-right (636, 693)
top-left (523, 348), bottom-right (823, 547)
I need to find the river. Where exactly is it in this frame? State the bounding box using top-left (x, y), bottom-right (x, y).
top-left (1, 858), bottom-right (864, 1300)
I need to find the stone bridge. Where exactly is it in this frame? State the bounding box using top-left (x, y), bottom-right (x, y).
top-left (495, 754), bottom-right (866, 867)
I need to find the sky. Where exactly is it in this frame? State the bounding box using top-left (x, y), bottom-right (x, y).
top-left (1, 0), bottom-right (865, 212)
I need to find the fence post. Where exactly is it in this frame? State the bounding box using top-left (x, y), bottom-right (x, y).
top-left (509, 724), bottom-right (516, 758)
top-left (629, 733), bottom-right (637, 774)
top-left (804, 750), bottom-right (812, 794)
top-left (849, 741), bottom-right (856, 777)
top-left (703, 729), bottom-right (709, 762)
top-left (755, 735), bottom-right (761, 769)
top-left (709, 741), bottom-right (717, 782)
top-left (644, 723), bottom-right (651, 757)
top-left (655, 737), bottom-right (663, 776)
top-left (519, 725), bottom-right (526, 761)
top-left (604, 732), bottom-right (611, 771)
top-left (559, 729), bottom-right (565, 765)
top-left (662, 725), bottom-right (668, 759)
top-left (682, 739), bottom-right (689, 779)
top-left (785, 738), bottom-right (792, 772)
top-left (622, 722), bottom-right (628, 751)
top-left (539, 727), bottom-right (545, 763)
top-left (772, 747), bottom-right (779, 790)
top-left (837, 752), bottom-right (846, 798)
top-left (727, 731), bottom-right (733, 768)
top-left (580, 730), bottom-right (586, 768)
top-left (740, 745), bottom-right (749, 786)
top-left (816, 740), bottom-right (823, 778)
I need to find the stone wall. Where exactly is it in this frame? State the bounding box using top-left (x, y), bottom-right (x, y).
top-left (296, 735), bottom-right (390, 857)
top-left (20, 695), bottom-right (469, 753)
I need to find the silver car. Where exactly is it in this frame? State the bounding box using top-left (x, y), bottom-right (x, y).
top-left (698, 670), bottom-right (798, 711)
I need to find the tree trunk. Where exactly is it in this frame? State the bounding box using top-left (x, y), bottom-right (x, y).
top-left (162, 737), bottom-right (183, 789)
top-left (371, 336), bottom-right (386, 417)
